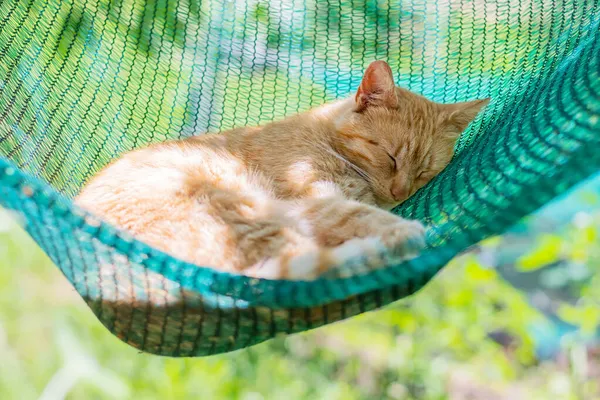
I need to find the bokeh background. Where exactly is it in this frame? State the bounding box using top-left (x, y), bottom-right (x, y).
top-left (1, 0), bottom-right (599, 397)
top-left (1, 173), bottom-right (599, 399)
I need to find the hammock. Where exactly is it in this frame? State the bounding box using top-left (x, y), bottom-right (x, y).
top-left (0, 0), bottom-right (599, 357)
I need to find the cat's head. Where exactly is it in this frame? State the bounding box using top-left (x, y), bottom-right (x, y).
top-left (334, 60), bottom-right (489, 209)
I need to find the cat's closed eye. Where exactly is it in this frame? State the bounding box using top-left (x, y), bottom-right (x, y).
top-left (387, 153), bottom-right (397, 171)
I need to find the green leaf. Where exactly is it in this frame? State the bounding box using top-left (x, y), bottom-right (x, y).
top-left (557, 303), bottom-right (600, 336)
top-left (465, 258), bottom-right (497, 281)
top-left (516, 234), bottom-right (563, 271)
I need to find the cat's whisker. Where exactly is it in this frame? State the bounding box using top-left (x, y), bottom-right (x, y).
top-left (318, 143), bottom-right (373, 183)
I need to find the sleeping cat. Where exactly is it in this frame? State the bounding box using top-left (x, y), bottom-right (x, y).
top-left (76, 61), bottom-right (488, 280)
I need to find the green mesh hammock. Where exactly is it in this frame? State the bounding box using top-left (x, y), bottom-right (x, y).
top-left (0, 0), bottom-right (599, 356)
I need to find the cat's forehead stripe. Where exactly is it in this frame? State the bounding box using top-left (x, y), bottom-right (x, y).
top-left (338, 130), bottom-right (378, 145)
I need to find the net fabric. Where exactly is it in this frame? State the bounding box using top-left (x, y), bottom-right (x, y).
top-left (0, 0), bottom-right (599, 356)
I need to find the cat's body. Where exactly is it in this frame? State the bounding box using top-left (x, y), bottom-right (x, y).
top-left (76, 61), bottom-right (488, 280)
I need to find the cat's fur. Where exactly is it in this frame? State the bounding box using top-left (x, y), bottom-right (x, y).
top-left (76, 61), bottom-right (488, 280)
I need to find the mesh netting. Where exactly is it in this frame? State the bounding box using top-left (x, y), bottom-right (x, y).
top-left (0, 0), bottom-right (599, 356)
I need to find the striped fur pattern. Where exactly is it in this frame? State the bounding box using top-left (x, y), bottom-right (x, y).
top-left (76, 61), bottom-right (488, 280)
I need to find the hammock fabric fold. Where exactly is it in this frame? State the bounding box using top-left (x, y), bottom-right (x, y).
top-left (0, 0), bottom-right (599, 356)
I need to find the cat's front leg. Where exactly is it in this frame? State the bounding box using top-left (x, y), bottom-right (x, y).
top-left (294, 197), bottom-right (427, 276)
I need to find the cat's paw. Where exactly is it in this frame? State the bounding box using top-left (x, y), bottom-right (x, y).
top-left (321, 226), bottom-right (426, 279)
top-left (326, 236), bottom-right (387, 278)
top-left (356, 210), bottom-right (426, 252)
top-left (379, 218), bottom-right (427, 257)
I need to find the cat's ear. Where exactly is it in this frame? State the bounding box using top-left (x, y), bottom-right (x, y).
top-left (355, 61), bottom-right (398, 112)
top-left (444, 98), bottom-right (490, 133)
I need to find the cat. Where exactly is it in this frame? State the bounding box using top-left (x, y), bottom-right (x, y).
top-left (75, 61), bottom-right (489, 281)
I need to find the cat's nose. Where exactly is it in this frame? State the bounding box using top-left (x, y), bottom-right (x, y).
top-left (391, 185), bottom-right (409, 201)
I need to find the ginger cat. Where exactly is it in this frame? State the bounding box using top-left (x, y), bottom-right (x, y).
top-left (76, 61), bottom-right (488, 280)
